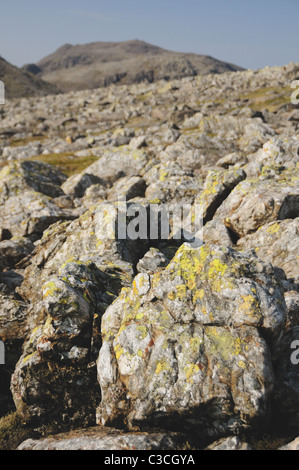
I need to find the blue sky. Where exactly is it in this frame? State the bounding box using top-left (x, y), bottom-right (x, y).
top-left (0, 0), bottom-right (298, 70)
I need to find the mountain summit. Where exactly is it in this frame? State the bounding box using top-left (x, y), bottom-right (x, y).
top-left (23, 39), bottom-right (244, 92)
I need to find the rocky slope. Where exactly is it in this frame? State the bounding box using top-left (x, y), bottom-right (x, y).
top-left (0, 57), bottom-right (58, 100)
top-left (23, 39), bottom-right (244, 92)
top-left (0, 61), bottom-right (299, 450)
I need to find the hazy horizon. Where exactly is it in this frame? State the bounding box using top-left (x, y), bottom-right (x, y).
top-left (0, 0), bottom-right (298, 71)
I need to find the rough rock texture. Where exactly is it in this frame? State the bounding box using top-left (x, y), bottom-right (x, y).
top-left (17, 426), bottom-right (181, 450)
top-left (237, 218), bottom-right (299, 281)
top-left (97, 243), bottom-right (286, 438)
top-left (279, 437), bottom-right (299, 451)
top-left (1, 61), bottom-right (299, 450)
top-left (206, 436), bottom-right (252, 451)
top-left (214, 169), bottom-right (299, 238)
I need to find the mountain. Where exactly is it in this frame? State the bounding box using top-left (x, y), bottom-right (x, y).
top-left (0, 56), bottom-right (58, 100)
top-left (22, 39), bottom-right (244, 92)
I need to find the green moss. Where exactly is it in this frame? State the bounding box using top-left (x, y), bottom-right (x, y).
top-left (0, 412), bottom-right (33, 450)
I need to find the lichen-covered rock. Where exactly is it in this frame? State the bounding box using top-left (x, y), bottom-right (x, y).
top-left (97, 243), bottom-right (286, 438)
top-left (215, 169), bottom-right (299, 238)
top-left (0, 160), bottom-right (67, 202)
top-left (11, 261), bottom-right (117, 427)
top-left (81, 147), bottom-right (148, 186)
top-left (0, 190), bottom-right (75, 239)
top-left (284, 291), bottom-right (299, 327)
top-left (144, 162), bottom-right (202, 204)
top-left (11, 199), bottom-right (161, 426)
top-left (237, 218), bottom-right (299, 281)
top-left (17, 200), bottom-right (153, 304)
top-left (195, 167), bottom-right (246, 222)
top-left (246, 137), bottom-right (299, 178)
top-left (61, 172), bottom-right (103, 198)
top-left (18, 426), bottom-right (181, 451)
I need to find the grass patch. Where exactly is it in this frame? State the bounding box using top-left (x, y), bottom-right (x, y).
top-left (9, 135), bottom-right (48, 148)
top-left (29, 152), bottom-right (100, 177)
top-left (240, 85), bottom-right (292, 112)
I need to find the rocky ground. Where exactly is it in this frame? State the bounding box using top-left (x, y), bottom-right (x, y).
top-left (0, 61), bottom-right (299, 450)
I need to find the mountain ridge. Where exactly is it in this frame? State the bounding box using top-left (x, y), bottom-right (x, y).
top-left (0, 56), bottom-right (58, 100)
top-left (22, 39), bottom-right (244, 92)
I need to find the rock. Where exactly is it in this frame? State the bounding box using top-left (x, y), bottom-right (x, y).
top-left (285, 291), bottom-right (299, 327)
top-left (81, 147), bottom-right (148, 186)
top-left (279, 437), bottom-right (299, 450)
top-left (11, 199), bottom-right (163, 426)
top-left (195, 167), bottom-right (246, 223)
top-left (216, 152), bottom-right (248, 169)
top-left (18, 426), bottom-right (181, 450)
top-left (129, 135), bottom-right (147, 150)
top-left (0, 291), bottom-right (29, 417)
top-left (144, 162), bottom-right (202, 204)
top-left (0, 160), bottom-right (67, 201)
top-left (11, 261), bottom-right (119, 427)
top-left (97, 243), bottom-right (286, 438)
top-left (81, 184), bottom-right (107, 209)
top-left (202, 219), bottom-right (234, 247)
top-left (107, 176), bottom-right (147, 201)
top-left (0, 190), bottom-right (75, 239)
top-left (206, 436), bottom-right (252, 450)
top-left (17, 199), bottom-right (154, 304)
top-left (245, 138), bottom-right (299, 178)
top-left (0, 237), bottom-right (35, 268)
top-left (61, 172), bottom-right (104, 198)
top-left (136, 247), bottom-right (170, 274)
top-left (215, 170), bottom-right (299, 238)
top-left (237, 218), bottom-right (299, 281)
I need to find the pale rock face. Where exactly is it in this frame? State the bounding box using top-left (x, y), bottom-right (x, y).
top-left (97, 243), bottom-right (286, 438)
top-left (215, 169), bottom-right (299, 238)
top-left (17, 426), bottom-right (181, 450)
top-left (279, 437), bottom-right (299, 451)
top-left (206, 436), bottom-right (252, 450)
top-left (237, 218), bottom-right (299, 282)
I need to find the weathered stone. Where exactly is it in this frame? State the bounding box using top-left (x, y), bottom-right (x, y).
top-left (61, 172), bottom-right (103, 198)
top-left (206, 436), bottom-right (252, 450)
top-left (81, 147), bottom-right (148, 186)
top-left (215, 170), bottom-right (299, 238)
top-left (237, 218), bottom-right (299, 281)
top-left (0, 160), bottom-right (67, 201)
top-left (0, 190), bottom-right (75, 239)
top-left (195, 167), bottom-right (246, 222)
top-left (97, 243), bottom-right (286, 438)
top-left (136, 247), bottom-right (170, 274)
top-left (0, 237), bottom-right (35, 268)
top-left (279, 437), bottom-right (299, 450)
top-left (18, 426), bottom-right (181, 451)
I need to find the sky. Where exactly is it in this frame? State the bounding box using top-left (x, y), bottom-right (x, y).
top-left (0, 0), bottom-right (298, 70)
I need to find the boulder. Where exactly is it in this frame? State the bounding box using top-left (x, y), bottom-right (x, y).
top-left (97, 243), bottom-right (286, 439)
